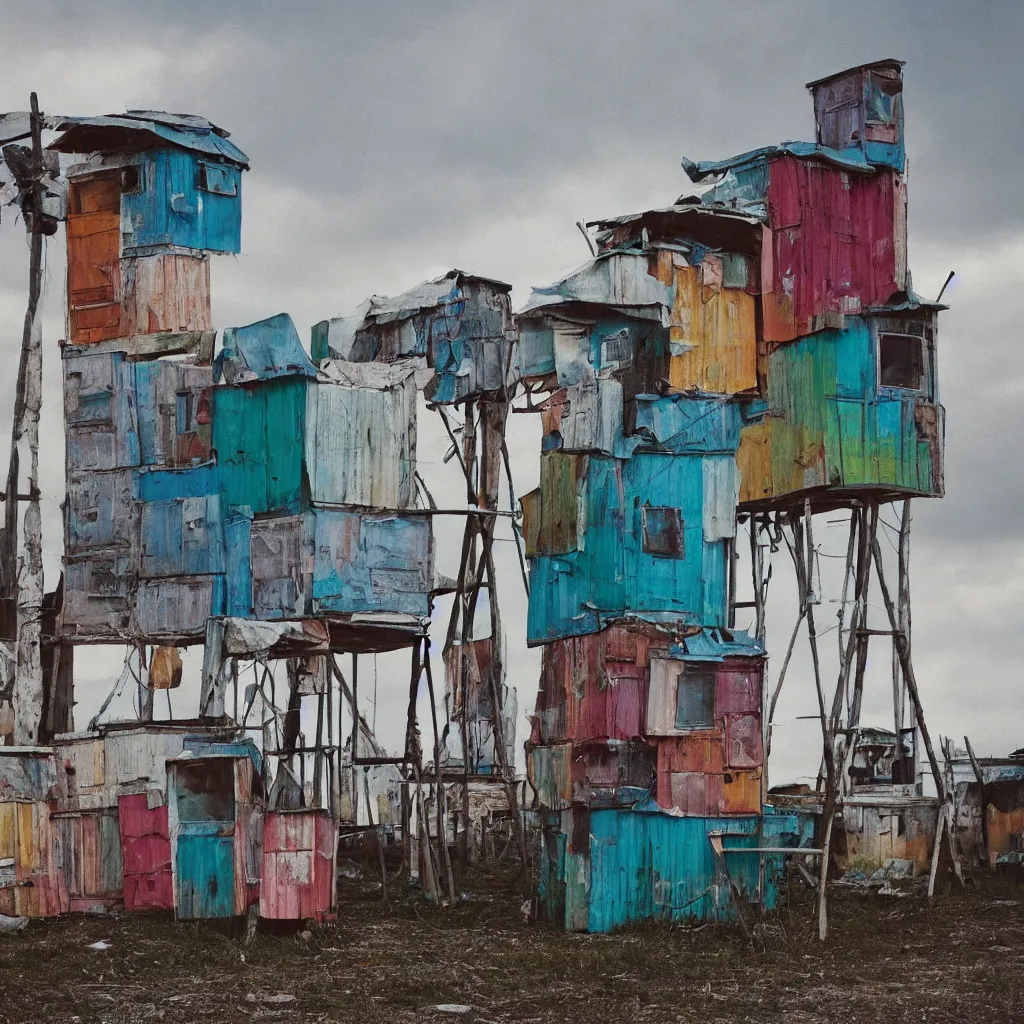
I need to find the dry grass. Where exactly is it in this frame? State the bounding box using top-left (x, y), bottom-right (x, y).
top-left (1, 866), bottom-right (1022, 1022)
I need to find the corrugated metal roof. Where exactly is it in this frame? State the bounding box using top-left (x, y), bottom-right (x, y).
top-left (50, 112), bottom-right (249, 168)
top-left (805, 58), bottom-right (904, 90)
top-left (521, 253), bottom-right (672, 317)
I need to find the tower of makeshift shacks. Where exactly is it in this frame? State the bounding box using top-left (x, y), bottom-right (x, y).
top-left (522, 59), bottom-right (948, 933)
top-left (0, 103), bottom-right (524, 919)
top-left (47, 112), bottom-right (523, 909)
top-left (312, 272), bottom-right (524, 874)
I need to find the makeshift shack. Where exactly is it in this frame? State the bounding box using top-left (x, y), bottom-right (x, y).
top-left (0, 747), bottom-right (68, 917)
top-left (167, 739), bottom-right (264, 920)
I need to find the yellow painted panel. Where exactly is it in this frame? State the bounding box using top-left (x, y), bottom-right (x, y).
top-left (736, 421), bottom-right (774, 504)
top-left (17, 803), bottom-right (37, 873)
top-left (0, 803), bottom-right (15, 860)
top-left (653, 251), bottom-right (757, 395)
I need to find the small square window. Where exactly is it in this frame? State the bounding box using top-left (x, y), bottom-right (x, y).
top-left (197, 162), bottom-right (237, 197)
top-left (879, 333), bottom-right (923, 390)
top-left (600, 328), bottom-right (632, 369)
top-left (675, 666), bottom-right (716, 730)
top-left (642, 506), bottom-right (684, 558)
top-left (120, 165), bottom-right (142, 194)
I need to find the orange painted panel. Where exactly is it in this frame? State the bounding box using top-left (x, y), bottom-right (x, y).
top-left (722, 769), bottom-right (762, 815)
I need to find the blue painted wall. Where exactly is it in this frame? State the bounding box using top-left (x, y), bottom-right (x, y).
top-left (527, 452), bottom-right (731, 643)
top-left (122, 148), bottom-right (242, 254)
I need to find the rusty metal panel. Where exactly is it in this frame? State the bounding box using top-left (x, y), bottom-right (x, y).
top-left (524, 453), bottom-right (584, 557)
top-left (527, 742), bottom-right (574, 811)
top-left (64, 350), bottom-right (140, 471)
top-left (736, 420), bottom-right (773, 504)
top-left (260, 809), bottom-right (336, 920)
top-left (62, 553), bottom-right (134, 639)
top-left (118, 793), bottom-right (173, 911)
top-left (761, 157), bottom-right (904, 343)
top-left (665, 771), bottom-right (724, 816)
top-left (808, 60), bottom-right (905, 170)
top-left (721, 769), bottom-right (762, 815)
top-left (715, 663), bottom-right (762, 715)
top-left (725, 714), bottom-right (762, 769)
top-left (140, 492), bottom-right (224, 578)
top-left (135, 359), bottom-right (214, 467)
top-left (134, 577), bottom-right (220, 640)
top-left (118, 253), bottom-right (212, 339)
top-left (66, 171), bottom-right (121, 344)
top-left (251, 514), bottom-right (313, 619)
top-left (311, 510), bottom-right (431, 618)
top-left (67, 469), bottom-right (139, 555)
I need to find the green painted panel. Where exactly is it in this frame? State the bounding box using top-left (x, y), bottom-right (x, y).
top-left (213, 385), bottom-right (267, 514)
top-left (212, 378), bottom-right (307, 515)
top-left (263, 378), bottom-right (307, 515)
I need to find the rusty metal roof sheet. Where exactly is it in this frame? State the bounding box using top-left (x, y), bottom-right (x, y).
top-left (805, 58), bottom-right (904, 90)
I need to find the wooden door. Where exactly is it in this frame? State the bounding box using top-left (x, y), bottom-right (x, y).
top-left (67, 173), bottom-right (121, 343)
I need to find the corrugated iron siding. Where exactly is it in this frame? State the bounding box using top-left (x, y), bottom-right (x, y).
top-left (260, 810), bottom-right (336, 920)
top-left (305, 378), bottom-right (415, 509)
top-left (0, 799), bottom-right (69, 917)
top-left (761, 156), bottom-right (906, 342)
top-left (119, 793), bottom-right (173, 911)
top-left (312, 510), bottom-right (431, 617)
top-left (738, 317), bottom-right (942, 504)
top-left (213, 377), bottom-right (308, 517)
top-left (527, 453), bottom-right (730, 643)
top-left (650, 250), bottom-right (757, 395)
top-left (576, 810), bottom-right (769, 932)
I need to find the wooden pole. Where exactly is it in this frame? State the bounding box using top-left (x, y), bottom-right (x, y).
top-left (871, 535), bottom-right (963, 887)
top-left (424, 641), bottom-right (457, 902)
top-left (10, 93), bottom-right (45, 745)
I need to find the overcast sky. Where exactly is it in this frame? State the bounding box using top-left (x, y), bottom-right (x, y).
top-left (1, 1), bottom-right (1021, 786)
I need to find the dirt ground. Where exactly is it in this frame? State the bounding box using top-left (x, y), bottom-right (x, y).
top-left (1, 866), bottom-right (1022, 1023)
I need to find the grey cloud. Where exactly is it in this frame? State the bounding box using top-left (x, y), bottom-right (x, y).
top-left (0, 1), bottom-right (1021, 776)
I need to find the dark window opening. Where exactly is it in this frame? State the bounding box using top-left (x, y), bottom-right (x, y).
top-left (175, 392), bottom-right (194, 435)
top-left (176, 759), bottom-right (235, 822)
top-left (879, 333), bottom-right (923, 390)
top-left (120, 166), bottom-right (142, 194)
top-left (642, 506), bottom-right (684, 558)
top-left (674, 666), bottom-right (716, 729)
